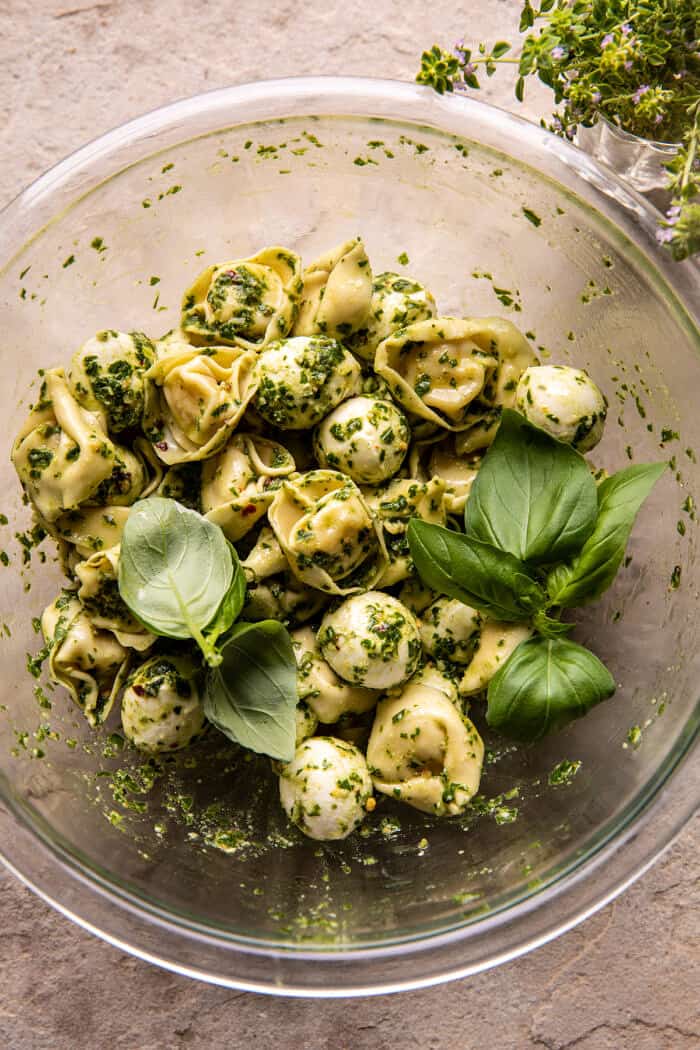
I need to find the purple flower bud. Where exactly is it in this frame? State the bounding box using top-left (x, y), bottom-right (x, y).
top-left (624, 60), bottom-right (633, 71)
top-left (592, 91), bottom-right (602, 103)
top-left (463, 62), bottom-right (476, 76)
top-left (552, 117), bottom-right (563, 131)
top-left (601, 34), bottom-right (614, 48)
top-left (667, 205), bottom-right (682, 219)
top-left (621, 23), bottom-right (632, 35)
top-left (632, 85), bottom-right (650, 104)
top-left (656, 227), bottom-right (675, 244)
top-left (551, 46), bottom-right (565, 60)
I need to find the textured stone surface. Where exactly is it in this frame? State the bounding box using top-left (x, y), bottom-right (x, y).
top-left (0, 1), bottom-right (698, 1046)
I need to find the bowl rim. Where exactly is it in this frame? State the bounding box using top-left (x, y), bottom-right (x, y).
top-left (0, 74), bottom-right (698, 996)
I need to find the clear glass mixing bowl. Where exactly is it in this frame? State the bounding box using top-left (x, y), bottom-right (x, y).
top-left (0, 77), bottom-right (697, 996)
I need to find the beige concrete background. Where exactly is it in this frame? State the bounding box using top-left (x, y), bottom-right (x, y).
top-left (0, 2), bottom-right (698, 1047)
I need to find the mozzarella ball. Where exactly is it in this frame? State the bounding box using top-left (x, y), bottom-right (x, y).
top-left (353, 271), bottom-right (437, 362)
top-left (121, 655), bottom-right (205, 753)
top-left (515, 365), bottom-right (607, 452)
top-left (313, 396), bottom-right (410, 484)
top-left (419, 597), bottom-right (481, 665)
top-left (279, 736), bottom-right (373, 840)
top-left (292, 626), bottom-right (379, 724)
top-left (317, 591), bottom-right (421, 689)
top-left (253, 336), bottom-right (360, 429)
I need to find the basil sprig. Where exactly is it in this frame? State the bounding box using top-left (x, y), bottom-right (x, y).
top-left (118, 497), bottom-right (246, 667)
top-left (407, 411), bottom-right (665, 741)
top-left (203, 620), bottom-right (298, 762)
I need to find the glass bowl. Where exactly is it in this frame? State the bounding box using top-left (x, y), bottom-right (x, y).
top-left (0, 77), bottom-right (697, 997)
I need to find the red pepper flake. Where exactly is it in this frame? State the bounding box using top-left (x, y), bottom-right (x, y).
top-left (156, 441), bottom-right (168, 451)
top-left (241, 503), bottom-right (258, 516)
top-left (132, 685), bottom-right (145, 697)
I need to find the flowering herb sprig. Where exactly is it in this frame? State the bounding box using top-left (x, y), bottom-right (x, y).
top-left (416, 0), bottom-right (700, 261)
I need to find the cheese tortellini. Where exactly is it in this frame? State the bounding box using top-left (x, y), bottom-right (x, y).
top-left (121, 654), bottom-right (205, 753)
top-left (515, 364), bottom-right (608, 452)
top-left (293, 238), bottom-right (372, 339)
top-left (143, 343), bottom-right (258, 464)
top-left (278, 736), bottom-right (374, 841)
top-left (201, 433), bottom-right (295, 541)
top-left (367, 666), bottom-right (484, 816)
top-left (317, 592), bottom-right (421, 690)
top-left (74, 544), bottom-right (155, 651)
top-left (268, 470), bottom-right (387, 594)
top-left (459, 619), bottom-right (535, 696)
top-left (12, 371), bottom-right (127, 522)
top-left (67, 329), bottom-right (156, 432)
top-left (13, 233), bottom-right (603, 846)
top-left (352, 271), bottom-right (437, 362)
top-left (363, 477), bottom-right (447, 586)
top-left (181, 247), bottom-right (302, 349)
top-left (41, 591), bottom-right (130, 725)
top-left (252, 336), bottom-right (360, 430)
top-left (313, 396), bottom-right (410, 484)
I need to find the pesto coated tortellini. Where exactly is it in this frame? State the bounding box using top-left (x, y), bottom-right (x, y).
top-left (279, 736), bottom-right (374, 841)
top-left (313, 396), bottom-right (410, 485)
top-left (252, 336), bottom-right (361, 430)
top-left (181, 247), bottom-right (302, 349)
top-left (291, 626), bottom-right (379, 724)
top-left (143, 343), bottom-right (258, 464)
top-left (12, 370), bottom-right (128, 522)
top-left (367, 666), bottom-right (484, 816)
top-left (52, 505), bottom-right (132, 559)
top-left (121, 654), bottom-right (205, 753)
top-left (240, 571), bottom-right (328, 625)
top-left (67, 330), bottom-right (156, 432)
top-left (352, 271), bottom-right (437, 362)
top-left (74, 545), bottom-right (155, 651)
top-left (268, 470), bottom-right (387, 594)
top-left (363, 476), bottom-right (447, 586)
top-left (201, 433), bottom-right (295, 541)
top-left (293, 238), bottom-right (372, 339)
top-left (376, 316), bottom-right (537, 435)
top-left (41, 591), bottom-right (130, 725)
top-left (410, 435), bottom-right (482, 514)
top-left (459, 619), bottom-right (535, 696)
top-left (374, 317), bottom-right (500, 430)
top-left (454, 317), bottom-right (539, 453)
top-left (317, 591), bottom-right (422, 690)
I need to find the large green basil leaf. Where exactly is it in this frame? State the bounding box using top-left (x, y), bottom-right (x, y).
top-left (203, 620), bottom-right (298, 762)
top-left (465, 409), bottom-right (598, 564)
top-left (118, 497), bottom-right (233, 662)
top-left (547, 462), bottom-right (666, 607)
top-left (407, 519), bottom-right (546, 622)
top-left (487, 635), bottom-right (615, 741)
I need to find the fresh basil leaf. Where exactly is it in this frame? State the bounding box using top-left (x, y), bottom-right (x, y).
top-left (465, 409), bottom-right (598, 564)
top-left (407, 519), bottom-right (546, 622)
top-left (118, 497), bottom-right (233, 662)
top-left (203, 620), bottom-right (298, 762)
top-left (547, 462), bottom-right (666, 607)
top-left (200, 542), bottom-right (247, 664)
top-left (487, 636), bottom-right (615, 741)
